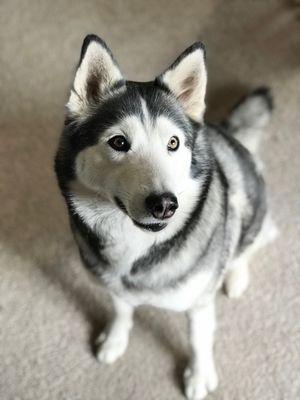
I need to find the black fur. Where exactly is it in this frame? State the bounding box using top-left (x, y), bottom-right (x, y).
top-left (70, 211), bottom-right (109, 275)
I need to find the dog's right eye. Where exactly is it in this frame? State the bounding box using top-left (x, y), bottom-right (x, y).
top-left (108, 135), bottom-right (130, 152)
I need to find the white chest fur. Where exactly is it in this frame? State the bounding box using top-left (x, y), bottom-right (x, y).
top-left (68, 177), bottom-right (221, 312)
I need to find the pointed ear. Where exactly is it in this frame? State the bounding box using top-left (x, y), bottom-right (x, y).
top-left (67, 35), bottom-right (124, 119)
top-left (157, 43), bottom-right (207, 122)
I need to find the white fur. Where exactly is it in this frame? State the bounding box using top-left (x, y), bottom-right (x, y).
top-left (58, 37), bottom-right (278, 400)
top-left (185, 302), bottom-right (218, 400)
top-left (67, 40), bottom-right (123, 119)
top-left (230, 96), bottom-right (271, 131)
top-left (97, 295), bottom-right (133, 363)
top-left (70, 179), bottom-right (215, 312)
top-left (70, 108), bottom-right (277, 398)
top-left (70, 143), bottom-right (223, 312)
top-left (161, 47), bottom-right (207, 122)
top-left (65, 44), bottom-right (277, 398)
top-left (229, 94), bottom-right (272, 158)
top-left (73, 111), bottom-right (198, 234)
top-left (225, 257), bottom-right (250, 298)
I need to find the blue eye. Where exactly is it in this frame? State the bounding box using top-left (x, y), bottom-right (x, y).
top-left (108, 135), bottom-right (130, 152)
top-left (168, 136), bottom-right (180, 151)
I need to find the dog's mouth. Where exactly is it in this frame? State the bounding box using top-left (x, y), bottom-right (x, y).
top-left (115, 196), bottom-right (127, 213)
top-left (114, 196), bottom-right (167, 232)
top-left (132, 220), bottom-right (167, 232)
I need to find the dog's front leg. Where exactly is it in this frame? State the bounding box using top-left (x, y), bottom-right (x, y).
top-left (96, 294), bottom-right (134, 364)
top-left (184, 301), bottom-right (218, 400)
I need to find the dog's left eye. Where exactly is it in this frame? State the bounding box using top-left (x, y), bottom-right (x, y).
top-left (167, 136), bottom-right (180, 151)
top-left (108, 135), bottom-right (130, 152)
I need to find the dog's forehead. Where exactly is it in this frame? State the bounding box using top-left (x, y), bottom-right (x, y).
top-left (77, 81), bottom-right (195, 148)
top-left (114, 109), bottom-right (185, 141)
top-left (106, 82), bottom-right (192, 135)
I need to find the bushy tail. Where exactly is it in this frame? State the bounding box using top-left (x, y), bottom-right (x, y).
top-left (224, 87), bottom-right (274, 155)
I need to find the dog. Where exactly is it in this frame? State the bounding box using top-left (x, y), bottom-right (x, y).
top-left (55, 34), bottom-right (277, 399)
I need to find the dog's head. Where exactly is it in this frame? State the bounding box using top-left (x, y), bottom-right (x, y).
top-left (63, 35), bottom-right (211, 232)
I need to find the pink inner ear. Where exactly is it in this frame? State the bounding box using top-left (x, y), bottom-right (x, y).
top-left (182, 75), bottom-right (196, 88)
top-left (178, 75), bottom-right (197, 102)
top-left (87, 71), bottom-right (101, 102)
top-left (178, 88), bottom-right (193, 102)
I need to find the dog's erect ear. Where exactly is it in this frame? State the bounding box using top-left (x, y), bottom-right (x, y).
top-left (157, 43), bottom-right (207, 122)
top-left (67, 35), bottom-right (124, 119)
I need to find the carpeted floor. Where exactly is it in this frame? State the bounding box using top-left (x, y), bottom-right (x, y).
top-left (0, 1), bottom-right (299, 399)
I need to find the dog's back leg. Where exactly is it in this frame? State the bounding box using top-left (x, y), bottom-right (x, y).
top-left (224, 214), bottom-right (279, 298)
top-left (224, 255), bottom-right (250, 299)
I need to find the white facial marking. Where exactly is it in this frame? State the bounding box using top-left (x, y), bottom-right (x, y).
top-left (74, 101), bottom-right (194, 228)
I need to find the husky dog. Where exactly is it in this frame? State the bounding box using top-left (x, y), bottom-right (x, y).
top-left (55, 35), bottom-right (276, 399)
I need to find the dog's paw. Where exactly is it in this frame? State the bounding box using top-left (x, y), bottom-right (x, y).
top-left (225, 270), bottom-right (249, 299)
top-left (96, 331), bottom-right (129, 364)
top-left (184, 365), bottom-right (218, 400)
top-left (225, 263), bottom-right (249, 299)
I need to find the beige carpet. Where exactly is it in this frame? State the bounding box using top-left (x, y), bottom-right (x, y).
top-left (0, 1), bottom-right (299, 399)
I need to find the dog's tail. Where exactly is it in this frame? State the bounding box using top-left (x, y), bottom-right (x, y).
top-left (223, 87), bottom-right (274, 155)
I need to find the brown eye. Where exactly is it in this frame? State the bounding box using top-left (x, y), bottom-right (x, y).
top-left (167, 136), bottom-right (180, 151)
top-left (108, 135), bottom-right (130, 152)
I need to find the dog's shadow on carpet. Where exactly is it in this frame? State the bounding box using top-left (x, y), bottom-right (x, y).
top-left (136, 307), bottom-right (189, 393)
top-left (0, 112), bottom-right (111, 348)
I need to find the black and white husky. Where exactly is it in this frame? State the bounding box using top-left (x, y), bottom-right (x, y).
top-left (55, 35), bottom-right (277, 399)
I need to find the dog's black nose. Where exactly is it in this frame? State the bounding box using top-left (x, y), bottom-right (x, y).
top-left (145, 192), bottom-right (178, 220)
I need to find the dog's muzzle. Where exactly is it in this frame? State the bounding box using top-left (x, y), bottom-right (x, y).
top-left (114, 196), bottom-right (169, 232)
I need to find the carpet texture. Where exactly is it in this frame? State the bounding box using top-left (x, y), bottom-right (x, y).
top-left (0, 1), bottom-right (299, 399)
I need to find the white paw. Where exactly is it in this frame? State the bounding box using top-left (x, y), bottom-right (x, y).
top-left (96, 331), bottom-right (129, 364)
top-left (225, 266), bottom-right (249, 299)
top-left (184, 365), bottom-right (218, 400)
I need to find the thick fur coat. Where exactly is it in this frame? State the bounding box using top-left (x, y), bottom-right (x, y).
top-left (55, 35), bottom-right (276, 399)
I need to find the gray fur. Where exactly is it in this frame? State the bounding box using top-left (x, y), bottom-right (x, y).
top-left (54, 35), bottom-right (275, 399)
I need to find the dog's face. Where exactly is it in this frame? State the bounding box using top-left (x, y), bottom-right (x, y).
top-left (66, 35), bottom-right (209, 232)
